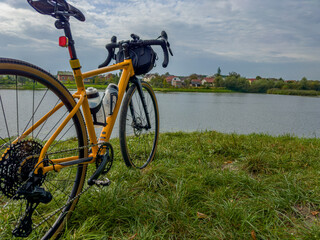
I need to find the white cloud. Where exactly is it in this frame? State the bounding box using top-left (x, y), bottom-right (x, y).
top-left (65, 0), bottom-right (320, 63)
top-left (1, 0), bottom-right (320, 79)
top-left (0, 3), bottom-right (57, 49)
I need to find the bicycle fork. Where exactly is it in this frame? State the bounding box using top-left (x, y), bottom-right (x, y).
top-left (129, 77), bottom-right (151, 130)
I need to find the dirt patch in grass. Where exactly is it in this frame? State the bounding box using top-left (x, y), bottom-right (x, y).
top-left (294, 204), bottom-right (320, 226)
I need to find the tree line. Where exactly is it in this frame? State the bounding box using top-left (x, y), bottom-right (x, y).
top-left (2, 71), bottom-right (319, 95)
top-left (147, 71), bottom-right (320, 94)
top-left (215, 74), bottom-right (320, 93)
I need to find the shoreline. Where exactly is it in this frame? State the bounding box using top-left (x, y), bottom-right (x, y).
top-left (1, 84), bottom-right (319, 97)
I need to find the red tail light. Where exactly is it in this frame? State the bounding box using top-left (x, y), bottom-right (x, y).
top-left (59, 36), bottom-right (68, 47)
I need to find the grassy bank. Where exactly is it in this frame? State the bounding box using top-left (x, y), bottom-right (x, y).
top-left (63, 83), bottom-right (108, 90)
top-left (51, 131), bottom-right (320, 239)
top-left (153, 87), bottom-right (234, 93)
top-left (0, 84), bottom-right (234, 93)
top-left (0, 83), bottom-right (108, 91)
top-left (5, 83), bottom-right (320, 97)
top-left (267, 88), bottom-right (320, 97)
top-left (0, 84), bottom-right (47, 90)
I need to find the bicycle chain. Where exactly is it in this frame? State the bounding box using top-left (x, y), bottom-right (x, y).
top-left (46, 142), bottom-right (101, 156)
top-left (15, 142), bottom-right (108, 232)
top-left (33, 184), bottom-right (92, 230)
top-left (32, 142), bottom-right (108, 231)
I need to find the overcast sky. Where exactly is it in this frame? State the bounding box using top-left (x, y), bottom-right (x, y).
top-left (1, 0), bottom-right (320, 80)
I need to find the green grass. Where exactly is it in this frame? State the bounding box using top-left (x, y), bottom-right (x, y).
top-left (61, 131), bottom-right (320, 239)
top-left (0, 83), bottom-right (108, 90)
top-left (1, 131), bottom-right (320, 239)
top-left (0, 84), bottom-right (234, 93)
top-left (0, 84), bottom-right (47, 90)
top-left (63, 83), bottom-right (109, 90)
top-left (267, 88), bottom-right (320, 96)
top-left (153, 87), bottom-right (234, 93)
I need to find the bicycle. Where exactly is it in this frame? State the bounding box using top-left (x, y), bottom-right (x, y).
top-left (0, 0), bottom-right (173, 239)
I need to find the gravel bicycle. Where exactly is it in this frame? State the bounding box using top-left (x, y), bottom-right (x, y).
top-left (0, 0), bottom-right (173, 239)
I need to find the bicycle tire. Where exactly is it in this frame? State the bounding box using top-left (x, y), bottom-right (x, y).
top-left (119, 81), bottom-right (159, 169)
top-left (0, 58), bottom-right (88, 239)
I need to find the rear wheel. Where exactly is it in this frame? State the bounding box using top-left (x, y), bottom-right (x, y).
top-left (119, 81), bottom-right (159, 169)
top-left (0, 58), bottom-right (88, 239)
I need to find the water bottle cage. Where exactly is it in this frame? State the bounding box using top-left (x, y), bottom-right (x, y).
top-left (109, 92), bottom-right (118, 115)
top-left (89, 94), bottom-right (106, 126)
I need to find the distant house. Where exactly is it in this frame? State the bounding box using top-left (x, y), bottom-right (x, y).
top-left (143, 74), bottom-right (156, 82)
top-left (166, 76), bottom-right (175, 85)
top-left (190, 79), bottom-right (201, 87)
top-left (57, 71), bottom-right (74, 83)
top-left (201, 77), bottom-right (215, 86)
top-left (105, 73), bottom-right (113, 81)
top-left (165, 76), bottom-right (182, 86)
top-left (172, 77), bottom-right (182, 87)
top-left (85, 77), bottom-right (94, 84)
top-left (247, 78), bottom-right (257, 84)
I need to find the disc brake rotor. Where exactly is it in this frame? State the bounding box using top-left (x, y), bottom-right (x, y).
top-left (132, 117), bottom-right (143, 136)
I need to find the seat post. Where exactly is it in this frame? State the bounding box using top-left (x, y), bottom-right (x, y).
top-left (59, 18), bottom-right (78, 60)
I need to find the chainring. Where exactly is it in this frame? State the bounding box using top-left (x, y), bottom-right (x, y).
top-left (0, 140), bottom-right (44, 199)
top-left (95, 143), bottom-right (113, 175)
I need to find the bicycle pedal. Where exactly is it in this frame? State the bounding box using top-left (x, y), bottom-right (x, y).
top-left (92, 177), bottom-right (111, 187)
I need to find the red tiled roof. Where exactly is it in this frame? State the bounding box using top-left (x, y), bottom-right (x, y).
top-left (204, 77), bottom-right (214, 83)
top-left (105, 73), bottom-right (113, 79)
top-left (191, 79), bottom-right (201, 83)
top-left (166, 76), bottom-right (175, 81)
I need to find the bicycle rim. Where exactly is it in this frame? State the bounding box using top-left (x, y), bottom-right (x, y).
top-left (119, 81), bottom-right (159, 169)
top-left (0, 58), bottom-right (88, 239)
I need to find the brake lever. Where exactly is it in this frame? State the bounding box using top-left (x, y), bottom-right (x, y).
top-left (130, 33), bottom-right (140, 41)
top-left (162, 39), bottom-right (173, 56)
top-left (158, 31), bottom-right (173, 56)
top-left (166, 42), bottom-right (173, 56)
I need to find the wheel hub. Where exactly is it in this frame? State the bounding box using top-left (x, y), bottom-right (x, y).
top-left (132, 117), bottom-right (143, 136)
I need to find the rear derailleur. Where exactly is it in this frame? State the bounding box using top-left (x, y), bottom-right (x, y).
top-left (12, 174), bottom-right (52, 238)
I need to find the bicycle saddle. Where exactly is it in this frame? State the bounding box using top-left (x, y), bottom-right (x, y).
top-left (27, 0), bottom-right (85, 22)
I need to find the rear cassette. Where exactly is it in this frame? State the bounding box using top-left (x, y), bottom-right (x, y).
top-left (0, 140), bottom-right (43, 199)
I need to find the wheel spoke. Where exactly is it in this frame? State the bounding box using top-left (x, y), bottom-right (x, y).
top-left (41, 109), bottom-right (68, 142)
top-left (0, 94), bottom-right (11, 145)
top-left (15, 75), bottom-right (19, 138)
top-left (32, 80), bottom-right (35, 139)
top-left (21, 87), bottom-right (50, 139)
top-left (48, 123), bottom-right (75, 151)
top-left (0, 61), bottom-right (87, 239)
top-left (35, 98), bottom-right (60, 139)
top-left (35, 208), bottom-right (54, 230)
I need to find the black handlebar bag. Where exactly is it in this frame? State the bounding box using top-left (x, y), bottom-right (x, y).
top-left (116, 45), bottom-right (157, 75)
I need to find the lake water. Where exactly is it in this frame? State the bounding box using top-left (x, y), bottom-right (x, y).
top-left (156, 92), bottom-right (320, 138)
top-left (1, 89), bottom-right (320, 139)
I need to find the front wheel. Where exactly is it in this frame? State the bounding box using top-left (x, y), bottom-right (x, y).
top-left (119, 81), bottom-right (159, 169)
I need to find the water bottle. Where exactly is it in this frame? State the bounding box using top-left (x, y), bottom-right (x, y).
top-left (103, 84), bottom-right (118, 116)
top-left (86, 87), bottom-right (105, 127)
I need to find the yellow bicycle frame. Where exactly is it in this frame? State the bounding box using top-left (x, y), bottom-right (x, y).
top-left (32, 58), bottom-right (135, 174)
